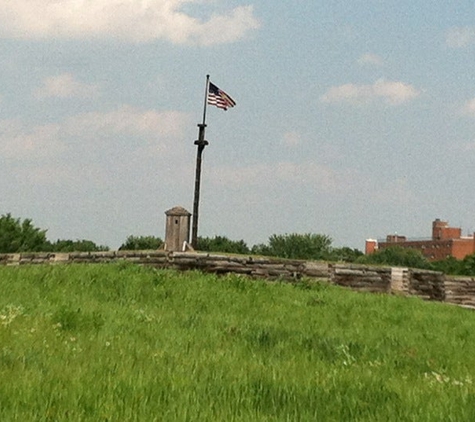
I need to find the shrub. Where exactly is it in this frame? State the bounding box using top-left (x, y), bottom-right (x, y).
top-left (119, 235), bottom-right (163, 250)
top-left (357, 246), bottom-right (430, 269)
top-left (50, 239), bottom-right (109, 252)
top-left (252, 233), bottom-right (333, 260)
top-left (0, 213), bottom-right (49, 253)
top-left (196, 236), bottom-right (250, 254)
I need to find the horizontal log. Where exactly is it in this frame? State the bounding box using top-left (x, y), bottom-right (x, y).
top-left (137, 258), bottom-right (168, 264)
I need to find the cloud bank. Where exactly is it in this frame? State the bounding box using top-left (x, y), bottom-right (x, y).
top-left (63, 106), bottom-right (189, 142)
top-left (0, 106), bottom-right (190, 161)
top-left (320, 79), bottom-right (420, 106)
top-left (0, 120), bottom-right (62, 160)
top-left (35, 74), bottom-right (100, 99)
top-left (0, 0), bottom-right (260, 45)
top-left (211, 162), bottom-right (339, 191)
top-left (461, 98), bottom-right (475, 117)
top-left (357, 53), bottom-right (384, 67)
top-left (446, 27), bottom-right (475, 48)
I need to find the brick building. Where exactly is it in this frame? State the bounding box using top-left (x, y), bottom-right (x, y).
top-left (365, 219), bottom-right (475, 261)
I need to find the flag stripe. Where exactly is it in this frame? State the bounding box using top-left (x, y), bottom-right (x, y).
top-left (208, 82), bottom-right (236, 111)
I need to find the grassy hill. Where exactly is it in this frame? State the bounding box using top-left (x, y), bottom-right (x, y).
top-left (0, 263), bottom-right (474, 421)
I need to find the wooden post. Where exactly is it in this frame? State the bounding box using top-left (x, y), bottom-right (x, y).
top-left (191, 75), bottom-right (210, 248)
top-left (191, 124), bottom-right (208, 248)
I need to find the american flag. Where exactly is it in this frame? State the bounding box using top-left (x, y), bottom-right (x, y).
top-left (207, 82), bottom-right (236, 111)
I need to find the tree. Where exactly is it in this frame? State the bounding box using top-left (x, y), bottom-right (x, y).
top-left (49, 239), bottom-right (109, 252)
top-left (119, 235), bottom-right (163, 250)
top-left (460, 254), bottom-right (475, 276)
top-left (252, 233), bottom-right (333, 260)
top-left (356, 246), bottom-right (430, 269)
top-left (328, 247), bottom-right (364, 263)
top-left (430, 256), bottom-right (463, 275)
top-left (196, 236), bottom-right (250, 254)
top-left (0, 213), bottom-right (50, 253)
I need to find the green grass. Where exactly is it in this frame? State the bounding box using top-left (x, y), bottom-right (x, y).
top-left (0, 263), bottom-right (474, 421)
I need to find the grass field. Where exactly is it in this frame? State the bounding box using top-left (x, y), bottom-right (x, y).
top-left (0, 263), bottom-right (474, 421)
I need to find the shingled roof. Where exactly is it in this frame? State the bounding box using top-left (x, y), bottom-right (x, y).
top-left (165, 206), bottom-right (191, 216)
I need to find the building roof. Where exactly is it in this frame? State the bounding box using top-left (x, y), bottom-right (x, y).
top-left (165, 206), bottom-right (191, 216)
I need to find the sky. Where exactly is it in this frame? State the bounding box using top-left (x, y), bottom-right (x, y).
top-left (1, 1), bottom-right (475, 250)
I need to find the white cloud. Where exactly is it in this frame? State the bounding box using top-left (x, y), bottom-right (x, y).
top-left (211, 161), bottom-right (339, 191)
top-left (320, 79), bottom-right (420, 106)
top-left (0, 106), bottom-right (190, 162)
top-left (461, 142), bottom-right (475, 152)
top-left (282, 131), bottom-right (302, 147)
top-left (446, 27), bottom-right (475, 48)
top-left (21, 165), bottom-right (75, 187)
top-left (209, 161), bottom-right (417, 209)
top-left (461, 98), bottom-right (475, 117)
top-left (35, 73), bottom-right (100, 99)
top-left (0, 120), bottom-right (63, 160)
top-left (0, 0), bottom-right (260, 45)
top-left (357, 53), bottom-right (384, 67)
top-left (63, 106), bottom-right (190, 141)
top-left (367, 177), bottom-right (417, 206)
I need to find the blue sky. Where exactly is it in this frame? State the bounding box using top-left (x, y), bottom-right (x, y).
top-left (1, 1), bottom-right (475, 250)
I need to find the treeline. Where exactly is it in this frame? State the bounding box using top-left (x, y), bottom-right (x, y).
top-left (196, 233), bottom-right (363, 263)
top-left (0, 214), bottom-right (110, 253)
top-left (0, 214), bottom-right (363, 262)
top-left (357, 245), bottom-right (475, 276)
top-left (119, 235), bottom-right (475, 276)
top-left (0, 214), bottom-right (165, 253)
top-left (3, 213), bottom-right (475, 275)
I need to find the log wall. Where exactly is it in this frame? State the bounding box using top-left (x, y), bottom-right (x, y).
top-left (0, 250), bottom-right (469, 307)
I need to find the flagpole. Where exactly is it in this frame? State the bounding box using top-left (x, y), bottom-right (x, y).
top-left (191, 75), bottom-right (210, 248)
top-left (202, 74), bottom-right (210, 125)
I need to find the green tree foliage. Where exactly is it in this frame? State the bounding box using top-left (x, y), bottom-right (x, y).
top-left (49, 239), bottom-right (109, 252)
top-left (430, 256), bottom-right (464, 275)
top-left (356, 250), bottom-right (475, 276)
top-left (428, 254), bottom-right (475, 276)
top-left (329, 247), bottom-right (364, 263)
top-left (0, 213), bottom-right (50, 253)
top-left (196, 236), bottom-right (250, 254)
top-left (356, 246), bottom-right (430, 269)
top-left (0, 213), bottom-right (111, 253)
top-left (458, 254), bottom-right (475, 276)
top-left (119, 235), bottom-right (163, 250)
top-left (252, 233), bottom-right (333, 260)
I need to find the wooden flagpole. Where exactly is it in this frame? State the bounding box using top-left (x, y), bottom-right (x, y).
top-left (191, 75), bottom-right (210, 248)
